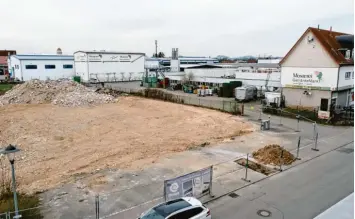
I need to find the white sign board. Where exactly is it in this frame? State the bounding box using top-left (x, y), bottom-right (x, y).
top-left (281, 67), bottom-right (338, 90)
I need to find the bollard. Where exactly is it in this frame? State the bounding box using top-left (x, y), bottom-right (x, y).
top-left (296, 136), bottom-right (301, 160)
top-left (279, 147), bottom-right (284, 171)
top-left (312, 133), bottom-right (319, 151)
top-left (295, 115), bottom-right (300, 132)
top-left (242, 154), bottom-right (251, 182)
top-left (279, 109), bottom-right (283, 126)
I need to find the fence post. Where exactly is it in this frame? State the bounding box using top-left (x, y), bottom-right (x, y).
top-left (222, 100), bottom-right (225, 111)
top-left (295, 115), bottom-right (300, 132)
top-left (242, 154), bottom-right (251, 182)
top-left (210, 165), bottom-right (214, 197)
top-left (313, 122), bottom-right (317, 140)
top-left (296, 136), bottom-right (301, 160)
top-left (258, 107), bottom-right (262, 121)
top-left (312, 133), bottom-right (319, 151)
top-left (279, 108), bottom-right (283, 126)
top-left (279, 147), bottom-right (284, 171)
top-left (230, 101), bottom-right (232, 112)
top-left (95, 194), bottom-right (100, 219)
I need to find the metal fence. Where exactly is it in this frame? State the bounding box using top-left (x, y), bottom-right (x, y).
top-left (108, 87), bottom-right (243, 115)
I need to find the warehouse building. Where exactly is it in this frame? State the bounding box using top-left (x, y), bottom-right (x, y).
top-left (74, 51), bottom-right (145, 82)
top-left (8, 54), bottom-right (74, 81)
top-left (280, 27), bottom-right (354, 119)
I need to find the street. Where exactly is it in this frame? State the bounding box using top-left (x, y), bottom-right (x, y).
top-left (206, 142), bottom-right (354, 219)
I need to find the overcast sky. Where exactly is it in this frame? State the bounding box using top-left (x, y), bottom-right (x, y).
top-left (1, 0), bottom-right (353, 57)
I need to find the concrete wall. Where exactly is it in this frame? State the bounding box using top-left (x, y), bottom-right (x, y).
top-left (283, 87), bottom-right (331, 109)
top-left (282, 31), bottom-right (338, 68)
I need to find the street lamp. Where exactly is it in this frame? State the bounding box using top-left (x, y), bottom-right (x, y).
top-left (0, 144), bottom-right (20, 218)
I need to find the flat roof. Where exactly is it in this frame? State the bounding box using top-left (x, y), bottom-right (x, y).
top-left (75, 51), bottom-right (145, 55)
top-left (12, 55), bottom-right (74, 61)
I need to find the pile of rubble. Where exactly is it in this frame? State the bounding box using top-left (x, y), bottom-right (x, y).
top-left (252, 144), bottom-right (295, 165)
top-left (0, 79), bottom-right (116, 107)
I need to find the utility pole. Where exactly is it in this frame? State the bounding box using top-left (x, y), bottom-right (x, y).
top-left (155, 40), bottom-right (158, 57)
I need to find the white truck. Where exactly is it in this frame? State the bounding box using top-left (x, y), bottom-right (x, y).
top-left (235, 85), bottom-right (257, 102)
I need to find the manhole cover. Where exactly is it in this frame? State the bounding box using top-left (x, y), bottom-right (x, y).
top-left (228, 192), bottom-right (239, 198)
top-left (336, 148), bottom-right (354, 154)
top-left (257, 209), bottom-right (272, 217)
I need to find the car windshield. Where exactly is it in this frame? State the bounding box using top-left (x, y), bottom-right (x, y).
top-left (140, 209), bottom-right (165, 219)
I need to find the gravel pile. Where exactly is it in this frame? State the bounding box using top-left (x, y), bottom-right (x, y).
top-left (252, 144), bottom-right (295, 165)
top-left (0, 79), bottom-right (116, 107)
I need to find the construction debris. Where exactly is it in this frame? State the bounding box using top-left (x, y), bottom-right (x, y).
top-left (252, 144), bottom-right (295, 165)
top-left (0, 79), bottom-right (116, 107)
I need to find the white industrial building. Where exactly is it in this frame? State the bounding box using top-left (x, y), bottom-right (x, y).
top-left (280, 27), bottom-right (354, 119)
top-left (8, 55), bottom-right (74, 81)
top-left (74, 51), bottom-right (145, 82)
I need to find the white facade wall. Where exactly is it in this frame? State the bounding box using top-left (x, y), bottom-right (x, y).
top-left (167, 72), bottom-right (281, 88)
top-left (338, 65), bottom-right (354, 90)
top-left (258, 59), bottom-right (281, 64)
top-left (281, 67), bottom-right (338, 91)
top-left (9, 56), bottom-right (74, 81)
top-left (74, 52), bottom-right (145, 82)
top-left (281, 31), bottom-right (338, 68)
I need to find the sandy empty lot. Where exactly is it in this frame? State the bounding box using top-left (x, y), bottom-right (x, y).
top-left (0, 96), bottom-right (253, 193)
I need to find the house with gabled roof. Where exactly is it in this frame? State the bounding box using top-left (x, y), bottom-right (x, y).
top-left (280, 27), bottom-right (354, 119)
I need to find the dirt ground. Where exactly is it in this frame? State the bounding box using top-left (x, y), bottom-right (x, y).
top-left (0, 96), bottom-right (253, 193)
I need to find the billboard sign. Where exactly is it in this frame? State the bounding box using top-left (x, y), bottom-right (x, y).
top-left (164, 166), bottom-right (212, 201)
top-left (281, 67), bottom-right (338, 90)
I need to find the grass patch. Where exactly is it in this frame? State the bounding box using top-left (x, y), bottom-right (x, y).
top-left (0, 193), bottom-right (43, 218)
top-left (0, 84), bottom-right (14, 95)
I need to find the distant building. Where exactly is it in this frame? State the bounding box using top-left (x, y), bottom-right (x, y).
top-left (8, 54), bottom-right (74, 81)
top-left (280, 27), bottom-right (354, 119)
top-left (0, 50), bottom-right (16, 80)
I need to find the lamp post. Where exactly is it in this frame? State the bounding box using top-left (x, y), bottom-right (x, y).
top-left (0, 144), bottom-right (20, 218)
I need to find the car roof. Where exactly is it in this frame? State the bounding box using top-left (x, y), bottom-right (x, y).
top-left (181, 197), bottom-right (203, 207)
top-left (153, 198), bottom-right (192, 217)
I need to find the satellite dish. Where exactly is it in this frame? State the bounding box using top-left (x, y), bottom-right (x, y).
top-left (307, 36), bottom-right (314, 43)
top-left (56, 48), bottom-right (62, 55)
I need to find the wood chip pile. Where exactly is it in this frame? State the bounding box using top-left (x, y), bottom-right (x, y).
top-left (252, 144), bottom-right (295, 165)
top-left (0, 79), bottom-right (116, 107)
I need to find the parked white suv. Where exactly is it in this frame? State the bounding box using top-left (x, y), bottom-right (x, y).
top-left (139, 197), bottom-right (211, 219)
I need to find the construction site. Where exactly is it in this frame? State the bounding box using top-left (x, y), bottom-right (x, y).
top-left (0, 79), bottom-right (258, 193)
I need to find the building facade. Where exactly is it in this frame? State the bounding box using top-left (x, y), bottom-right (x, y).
top-left (280, 27), bottom-right (354, 119)
top-left (74, 51), bottom-right (145, 82)
top-left (8, 55), bottom-right (74, 81)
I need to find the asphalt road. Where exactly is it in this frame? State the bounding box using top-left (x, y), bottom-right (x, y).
top-left (206, 142), bottom-right (354, 219)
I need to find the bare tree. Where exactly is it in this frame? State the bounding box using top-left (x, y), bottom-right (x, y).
top-left (120, 72), bottom-right (125, 81)
top-left (182, 72), bottom-right (194, 84)
top-left (128, 72), bottom-right (133, 81)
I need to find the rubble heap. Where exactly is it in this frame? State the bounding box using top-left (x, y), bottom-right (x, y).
top-left (252, 144), bottom-right (295, 165)
top-left (0, 79), bottom-right (116, 107)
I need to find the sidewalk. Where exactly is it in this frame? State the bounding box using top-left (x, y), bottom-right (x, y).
top-left (108, 127), bottom-right (353, 219)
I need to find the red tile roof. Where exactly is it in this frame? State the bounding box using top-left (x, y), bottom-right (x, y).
top-left (280, 27), bottom-right (353, 66)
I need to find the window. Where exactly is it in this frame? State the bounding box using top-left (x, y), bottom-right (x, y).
top-left (15, 65), bottom-right (19, 69)
top-left (345, 72), bottom-right (351, 80)
top-left (320, 98), bottom-right (329, 111)
top-left (25, 65), bottom-right (37, 69)
top-left (63, 64), bottom-right (73, 69)
top-left (0, 69), bottom-right (4, 75)
top-left (45, 65), bottom-right (56, 69)
top-left (169, 207), bottom-right (204, 219)
top-left (352, 71), bottom-right (354, 79)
